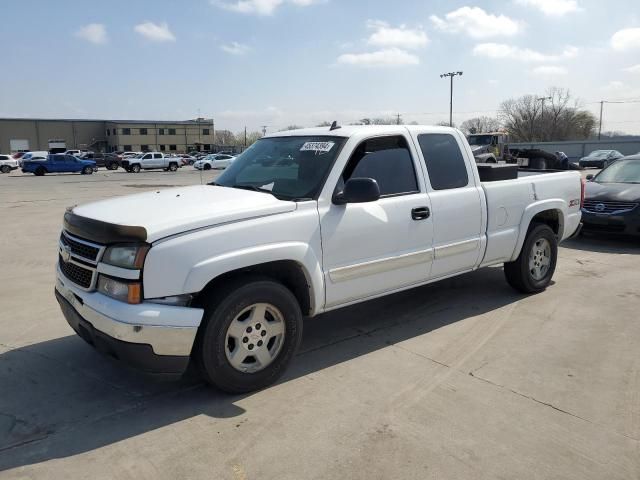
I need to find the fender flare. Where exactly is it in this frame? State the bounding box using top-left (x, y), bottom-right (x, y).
top-left (510, 199), bottom-right (567, 262)
top-left (183, 242), bottom-right (324, 315)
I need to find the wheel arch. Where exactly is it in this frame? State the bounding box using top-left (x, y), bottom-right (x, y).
top-left (510, 201), bottom-right (565, 262)
top-left (192, 259), bottom-right (316, 317)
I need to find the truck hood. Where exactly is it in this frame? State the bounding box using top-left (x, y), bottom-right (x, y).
top-left (471, 145), bottom-right (487, 153)
top-left (70, 185), bottom-right (298, 243)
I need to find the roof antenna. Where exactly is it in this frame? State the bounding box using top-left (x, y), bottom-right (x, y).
top-left (329, 120), bottom-right (341, 131)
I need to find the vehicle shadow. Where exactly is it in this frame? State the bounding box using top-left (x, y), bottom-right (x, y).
top-left (0, 266), bottom-right (522, 471)
top-left (562, 233), bottom-right (640, 255)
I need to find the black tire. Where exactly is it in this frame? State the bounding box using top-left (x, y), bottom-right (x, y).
top-left (108, 163), bottom-right (118, 170)
top-left (195, 277), bottom-right (303, 393)
top-left (0, 165), bottom-right (10, 174)
top-left (168, 163), bottom-right (178, 172)
top-left (203, 163), bottom-right (212, 170)
top-left (82, 166), bottom-right (93, 175)
top-left (529, 157), bottom-right (547, 170)
top-left (34, 166), bottom-right (46, 176)
top-left (131, 164), bottom-right (141, 173)
top-left (504, 223), bottom-right (558, 293)
top-left (189, 160), bottom-right (195, 166)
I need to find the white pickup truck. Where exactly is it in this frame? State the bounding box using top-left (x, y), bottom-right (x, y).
top-left (121, 152), bottom-right (180, 173)
top-left (55, 125), bottom-right (582, 393)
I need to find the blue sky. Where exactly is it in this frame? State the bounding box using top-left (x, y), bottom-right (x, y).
top-left (1, 0), bottom-right (640, 134)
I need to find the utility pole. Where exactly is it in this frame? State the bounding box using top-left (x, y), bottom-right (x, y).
top-left (598, 101), bottom-right (604, 141)
top-left (197, 109), bottom-right (201, 151)
top-left (440, 71), bottom-right (463, 127)
top-left (536, 96), bottom-right (552, 141)
top-left (261, 125), bottom-right (268, 137)
top-left (396, 113), bottom-right (401, 125)
top-left (244, 126), bottom-right (247, 148)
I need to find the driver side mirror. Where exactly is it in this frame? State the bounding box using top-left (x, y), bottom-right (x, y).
top-left (333, 178), bottom-right (381, 205)
top-left (586, 174), bottom-right (594, 181)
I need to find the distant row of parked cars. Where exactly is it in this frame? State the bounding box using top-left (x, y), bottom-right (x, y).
top-left (0, 149), bottom-right (238, 175)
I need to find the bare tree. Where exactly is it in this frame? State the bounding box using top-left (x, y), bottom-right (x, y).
top-left (214, 130), bottom-right (236, 146)
top-left (281, 125), bottom-right (304, 131)
top-left (499, 87), bottom-right (597, 142)
top-left (355, 117), bottom-right (402, 125)
top-left (316, 121), bottom-right (332, 127)
top-left (460, 116), bottom-right (501, 135)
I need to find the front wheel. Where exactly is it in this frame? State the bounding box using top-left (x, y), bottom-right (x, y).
top-left (34, 166), bottom-right (46, 176)
top-left (196, 277), bottom-right (303, 393)
top-left (504, 223), bottom-right (557, 293)
top-left (0, 165), bottom-right (10, 174)
top-left (203, 163), bottom-right (211, 170)
top-left (131, 164), bottom-right (141, 173)
top-left (82, 166), bottom-right (93, 175)
top-left (168, 163), bottom-right (178, 172)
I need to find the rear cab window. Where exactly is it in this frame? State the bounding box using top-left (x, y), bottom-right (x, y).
top-left (417, 133), bottom-right (469, 190)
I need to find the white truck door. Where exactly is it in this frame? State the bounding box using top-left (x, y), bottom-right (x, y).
top-left (319, 134), bottom-right (434, 308)
top-left (413, 131), bottom-right (484, 278)
top-left (153, 153), bottom-right (164, 168)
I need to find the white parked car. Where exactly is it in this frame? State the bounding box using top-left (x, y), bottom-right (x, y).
top-left (194, 153), bottom-right (236, 170)
top-left (55, 125), bottom-right (582, 393)
top-left (64, 150), bottom-right (87, 157)
top-left (122, 151), bottom-right (142, 159)
top-left (0, 154), bottom-right (19, 173)
top-left (121, 152), bottom-right (180, 172)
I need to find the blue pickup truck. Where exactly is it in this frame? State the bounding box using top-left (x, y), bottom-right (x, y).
top-left (22, 154), bottom-right (97, 176)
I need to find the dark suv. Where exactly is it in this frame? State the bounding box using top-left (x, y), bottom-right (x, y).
top-left (80, 152), bottom-right (121, 170)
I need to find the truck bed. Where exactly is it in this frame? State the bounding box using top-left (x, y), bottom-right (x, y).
top-left (479, 169), bottom-right (583, 267)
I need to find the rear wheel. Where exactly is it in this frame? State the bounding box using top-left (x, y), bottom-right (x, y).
top-left (195, 277), bottom-right (303, 393)
top-left (82, 166), bottom-right (93, 175)
top-left (203, 163), bottom-right (212, 170)
top-left (0, 165), bottom-right (10, 174)
top-left (34, 166), bottom-right (46, 176)
top-left (131, 164), bottom-right (141, 173)
top-left (504, 223), bottom-right (557, 293)
top-left (168, 163), bottom-right (178, 172)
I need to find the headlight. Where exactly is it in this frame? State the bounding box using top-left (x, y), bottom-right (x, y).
top-left (98, 275), bottom-right (142, 304)
top-left (102, 244), bottom-right (149, 269)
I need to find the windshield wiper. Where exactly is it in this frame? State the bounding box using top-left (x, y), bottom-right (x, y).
top-left (233, 184), bottom-right (279, 196)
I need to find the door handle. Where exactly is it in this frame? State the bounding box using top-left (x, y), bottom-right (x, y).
top-left (411, 206), bottom-right (430, 220)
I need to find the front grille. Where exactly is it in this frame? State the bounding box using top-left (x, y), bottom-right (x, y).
top-left (583, 200), bottom-right (638, 214)
top-left (59, 254), bottom-right (94, 288)
top-left (60, 232), bottom-right (100, 261)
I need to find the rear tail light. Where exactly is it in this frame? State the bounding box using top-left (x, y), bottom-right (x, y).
top-left (580, 177), bottom-right (586, 209)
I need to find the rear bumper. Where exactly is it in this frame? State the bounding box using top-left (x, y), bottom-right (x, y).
top-left (55, 269), bottom-right (204, 374)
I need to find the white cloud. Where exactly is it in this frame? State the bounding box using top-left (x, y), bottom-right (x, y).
top-left (515, 0), bottom-right (581, 16)
top-left (212, 0), bottom-right (321, 16)
top-left (133, 21), bottom-right (176, 42)
top-left (75, 23), bottom-right (108, 45)
top-left (430, 7), bottom-right (521, 39)
top-left (337, 48), bottom-right (420, 67)
top-left (532, 65), bottom-right (568, 76)
top-left (221, 41), bottom-right (251, 55)
top-left (366, 20), bottom-right (428, 50)
top-left (624, 64), bottom-right (640, 73)
top-left (611, 28), bottom-right (640, 51)
top-left (473, 43), bottom-right (578, 62)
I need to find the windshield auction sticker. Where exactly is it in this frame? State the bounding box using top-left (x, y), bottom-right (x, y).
top-left (300, 141), bottom-right (335, 153)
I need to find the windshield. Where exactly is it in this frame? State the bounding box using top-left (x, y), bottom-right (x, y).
top-left (594, 160), bottom-right (640, 184)
top-left (468, 135), bottom-right (492, 146)
top-left (214, 136), bottom-right (347, 200)
top-left (587, 150), bottom-right (610, 158)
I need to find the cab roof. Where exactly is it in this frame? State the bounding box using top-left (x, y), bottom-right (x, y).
top-left (264, 124), bottom-right (460, 139)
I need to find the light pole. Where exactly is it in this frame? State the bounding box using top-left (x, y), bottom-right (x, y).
top-left (440, 71), bottom-right (463, 127)
top-left (536, 96), bottom-right (552, 141)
